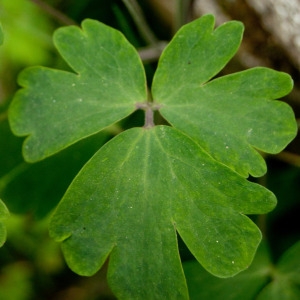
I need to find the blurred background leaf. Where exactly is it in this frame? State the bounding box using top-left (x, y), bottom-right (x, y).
top-left (184, 240), bottom-right (300, 300)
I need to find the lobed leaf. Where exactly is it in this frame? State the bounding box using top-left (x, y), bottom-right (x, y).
top-left (8, 19), bottom-right (147, 162)
top-left (152, 14), bottom-right (297, 177)
top-left (50, 126), bottom-right (276, 299)
top-left (7, 13), bottom-right (298, 298)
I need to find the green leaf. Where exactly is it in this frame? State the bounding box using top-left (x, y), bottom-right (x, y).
top-left (276, 240), bottom-right (300, 284)
top-left (50, 126), bottom-right (276, 299)
top-left (152, 14), bottom-right (297, 177)
top-left (257, 280), bottom-right (300, 300)
top-left (8, 19), bottom-right (147, 162)
top-left (8, 13), bottom-right (297, 299)
top-left (0, 199), bottom-right (9, 247)
top-left (0, 22), bottom-right (9, 248)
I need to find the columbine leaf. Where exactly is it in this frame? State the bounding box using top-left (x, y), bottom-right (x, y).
top-left (49, 126), bottom-right (276, 299)
top-left (152, 14), bottom-right (297, 177)
top-left (8, 19), bottom-right (147, 162)
top-left (8, 13), bottom-right (297, 299)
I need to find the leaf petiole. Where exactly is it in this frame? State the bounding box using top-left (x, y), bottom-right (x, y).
top-left (135, 101), bottom-right (162, 128)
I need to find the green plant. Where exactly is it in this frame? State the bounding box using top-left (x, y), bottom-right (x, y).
top-left (4, 12), bottom-right (299, 299)
top-left (0, 199), bottom-right (8, 247)
top-left (0, 22), bottom-right (10, 248)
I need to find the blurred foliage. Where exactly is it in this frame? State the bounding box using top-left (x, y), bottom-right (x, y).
top-left (0, 0), bottom-right (55, 102)
top-left (0, 0), bottom-right (299, 299)
top-left (0, 0), bottom-right (54, 67)
top-left (184, 240), bottom-right (300, 300)
top-left (0, 116), bottom-right (112, 219)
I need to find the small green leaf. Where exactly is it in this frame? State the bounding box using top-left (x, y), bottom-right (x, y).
top-left (50, 126), bottom-right (276, 298)
top-left (0, 199), bottom-right (9, 247)
top-left (257, 280), bottom-right (300, 300)
top-left (152, 14), bottom-right (297, 177)
top-left (8, 19), bottom-right (147, 162)
top-left (258, 241), bottom-right (300, 300)
top-left (275, 239), bottom-right (300, 284)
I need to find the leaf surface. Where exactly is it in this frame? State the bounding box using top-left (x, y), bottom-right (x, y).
top-left (50, 126), bottom-right (276, 299)
top-left (152, 14), bottom-right (297, 177)
top-left (8, 19), bottom-right (147, 162)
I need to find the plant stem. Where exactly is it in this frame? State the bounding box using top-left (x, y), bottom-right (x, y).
top-left (136, 101), bottom-right (161, 128)
top-left (30, 0), bottom-right (78, 25)
top-left (144, 106), bottom-right (154, 128)
top-left (138, 41), bottom-right (167, 62)
top-left (256, 174), bottom-right (268, 238)
top-left (0, 163), bottom-right (29, 193)
top-left (174, 0), bottom-right (193, 32)
top-left (0, 111), bottom-right (7, 122)
top-left (256, 214), bottom-right (267, 238)
top-left (271, 151), bottom-right (300, 167)
top-left (121, 0), bottom-right (158, 45)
